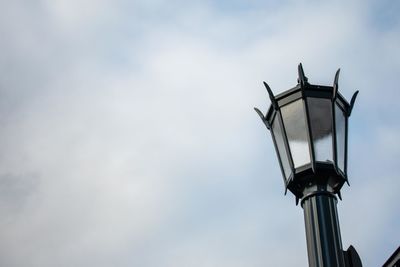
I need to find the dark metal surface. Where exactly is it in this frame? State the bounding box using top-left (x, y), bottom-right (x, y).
top-left (298, 63), bottom-right (309, 86)
top-left (254, 63), bottom-right (358, 199)
top-left (343, 245), bottom-right (363, 267)
top-left (333, 68), bottom-right (340, 100)
top-left (382, 246), bottom-right (400, 267)
top-left (263, 81), bottom-right (278, 110)
top-left (255, 63), bottom-right (362, 267)
top-left (348, 91), bottom-right (359, 116)
top-left (302, 192), bottom-right (345, 267)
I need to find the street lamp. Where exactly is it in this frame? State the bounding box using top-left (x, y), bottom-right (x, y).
top-left (255, 64), bottom-right (361, 267)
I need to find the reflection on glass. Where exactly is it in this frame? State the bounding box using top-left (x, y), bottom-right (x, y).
top-left (281, 99), bottom-right (311, 168)
top-left (307, 98), bottom-right (333, 163)
top-left (272, 113), bottom-right (291, 179)
top-left (335, 104), bottom-right (346, 172)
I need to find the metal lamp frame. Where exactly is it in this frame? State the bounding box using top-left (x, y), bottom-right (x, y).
top-left (255, 63), bottom-right (358, 201)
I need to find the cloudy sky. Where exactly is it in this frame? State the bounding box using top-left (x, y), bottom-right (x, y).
top-left (0, 0), bottom-right (399, 266)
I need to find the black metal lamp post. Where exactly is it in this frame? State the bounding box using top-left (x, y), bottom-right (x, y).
top-left (255, 64), bottom-right (361, 267)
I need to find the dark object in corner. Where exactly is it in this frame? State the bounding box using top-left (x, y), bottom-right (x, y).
top-left (343, 245), bottom-right (362, 267)
top-left (382, 246), bottom-right (400, 267)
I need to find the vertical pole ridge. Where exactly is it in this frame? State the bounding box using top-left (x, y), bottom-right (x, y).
top-left (302, 194), bottom-right (345, 267)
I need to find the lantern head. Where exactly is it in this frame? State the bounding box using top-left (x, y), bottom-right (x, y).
top-left (255, 64), bottom-right (358, 200)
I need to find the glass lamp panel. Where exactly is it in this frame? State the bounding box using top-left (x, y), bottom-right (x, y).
top-left (272, 113), bottom-right (291, 179)
top-left (281, 99), bottom-right (311, 168)
top-left (307, 98), bottom-right (333, 163)
top-left (335, 103), bottom-right (346, 172)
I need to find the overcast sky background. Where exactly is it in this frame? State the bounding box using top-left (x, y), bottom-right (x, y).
top-left (0, 0), bottom-right (399, 266)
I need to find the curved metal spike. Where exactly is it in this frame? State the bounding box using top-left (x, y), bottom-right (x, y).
top-left (254, 107), bottom-right (271, 129)
top-left (348, 90), bottom-right (359, 116)
top-left (337, 191), bottom-right (342, 200)
top-left (254, 107), bottom-right (265, 120)
top-left (295, 196), bottom-right (300, 206)
top-left (333, 68), bottom-right (340, 99)
top-left (297, 63), bottom-right (308, 86)
top-left (263, 81), bottom-right (278, 110)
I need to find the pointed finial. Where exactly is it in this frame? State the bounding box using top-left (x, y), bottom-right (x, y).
top-left (333, 68), bottom-right (340, 99)
top-left (297, 63), bottom-right (308, 86)
top-left (254, 107), bottom-right (271, 129)
top-left (263, 81), bottom-right (278, 110)
top-left (348, 90), bottom-right (359, 116)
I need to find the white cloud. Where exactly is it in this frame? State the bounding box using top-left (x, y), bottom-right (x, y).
top-left (0, 0), bottom-right (399, 266)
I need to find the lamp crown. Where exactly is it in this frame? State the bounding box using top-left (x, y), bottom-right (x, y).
top-left (255, 63), bottom-right (359, 201)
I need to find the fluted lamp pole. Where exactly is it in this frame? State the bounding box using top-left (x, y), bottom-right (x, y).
top-left (255, 64), bottom-right (362, 267)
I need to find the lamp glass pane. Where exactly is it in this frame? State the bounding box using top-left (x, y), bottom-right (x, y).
top-left (281, 99), bottom-right (311, 168)
top-left (307, 98), bottom-right (333, 163)
top-left (335, 103), bottom-right (346, 172)
top-left (272, 114), bottom-right (291, 179)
